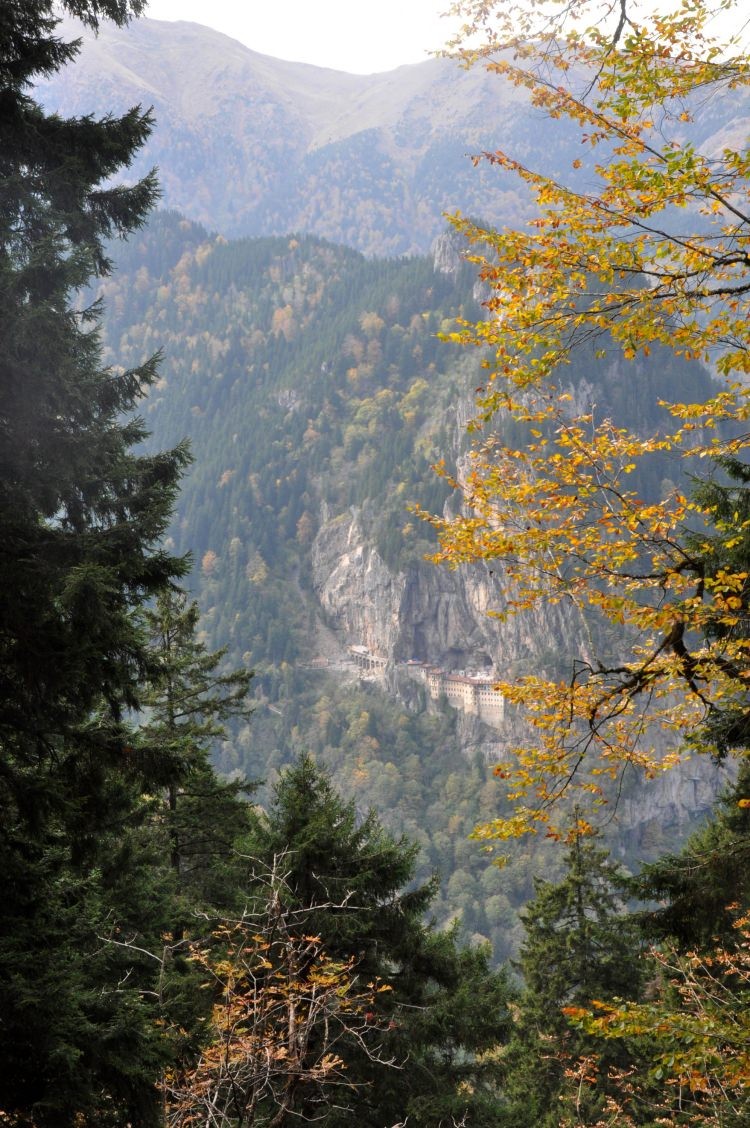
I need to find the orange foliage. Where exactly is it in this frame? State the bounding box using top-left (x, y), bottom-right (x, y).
top-left (429, 1), bottom-right (750, 838)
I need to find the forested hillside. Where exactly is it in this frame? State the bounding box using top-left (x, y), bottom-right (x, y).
top-left (102, 214), bottom-right (464, 582)
top-left (94, 210), bottom-right (730, 961)
top-left (9, 1), bottom-right (750, 1123)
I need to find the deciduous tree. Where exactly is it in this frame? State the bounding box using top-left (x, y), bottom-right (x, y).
top-left (565, 915), bottom-right (750, 1126)
top-left (430, 0), bottom-right (750, 837)
top-left (163, 859), bottom-right (397, 1128)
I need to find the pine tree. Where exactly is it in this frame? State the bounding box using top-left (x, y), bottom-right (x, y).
top-left (242, 755), bottom-right (511, 1128)
top-left (502, 835), bottom-right (643, 1127)
top-left (0, 4), bottom-right (190, 1124)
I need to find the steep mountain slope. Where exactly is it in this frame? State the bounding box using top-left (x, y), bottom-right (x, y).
top-left (97, 213), bottom-right (733, 958)
top-left (102, 214), bottom-right (580, 679)
top-left (38, 17), bottom-right (572, 254)
top-left (37, 18), bottom-right (750, 257)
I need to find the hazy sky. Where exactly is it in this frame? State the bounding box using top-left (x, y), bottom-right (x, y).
top-left (145, 1), bottom-right (461, 74)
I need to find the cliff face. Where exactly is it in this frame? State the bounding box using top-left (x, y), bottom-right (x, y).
top-left (616, 754), bottom-right (734, 849)
top-left (312, 509), bottom-right (404, 659)
top-left (311, 503), bottom-right (581, 674)
top-left (310, 231), bottom-right (581, 678)
top-left (310, 499), bottom-right (730, 841)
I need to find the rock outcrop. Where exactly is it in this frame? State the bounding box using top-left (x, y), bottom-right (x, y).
top-left (311, 501), bottom-right (728, 834)
top-left (311, 504), bottom-right (580, 678)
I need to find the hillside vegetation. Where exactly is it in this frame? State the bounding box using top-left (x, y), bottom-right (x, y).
top-left (96, 211), bottom-right (725, 961)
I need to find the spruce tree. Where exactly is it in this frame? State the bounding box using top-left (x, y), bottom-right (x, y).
top-left (0, 4), bottom-right (190, 1124)
top-left (634, 761), bottom-right (750, 949)
top-left (139, 586), bottom-right (254, 917)
top-left (501, 835), bottom-right (643, 1127)
top-left (244, 756), bottom-right (511, 1127)
top-left (687, 456), bottom-right (750, 757)
top-left (0, 1), bottom-right (188, 752)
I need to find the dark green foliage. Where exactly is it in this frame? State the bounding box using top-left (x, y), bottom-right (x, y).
top-left (245, 756), bottom-right (512, 1127)
top-left (501, 835), bottom-right (643, 1127)
top-left (0, 4), bottom-right (190, 1124)
top-left (686, 457), bottom-right (750, 756)
top-left (139, 586), bottom-right (254, 915)
top-left (248, 753), bottom-right (425, 942)
top-left (0, 756), bottom-right (177, 1127)
top-left (634, 760), bottom-right (750, 949)
top-left (238, 676), bottom-right (542, 964)
top-left (0, 1), bottom-right (188, 799)
top-left (519, 837), bottom-right (640, 1018)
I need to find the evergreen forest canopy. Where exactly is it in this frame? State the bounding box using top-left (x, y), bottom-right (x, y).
top-left (4, 0), bottom-right (750, 1125)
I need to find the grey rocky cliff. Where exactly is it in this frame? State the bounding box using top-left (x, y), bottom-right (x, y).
top-left (310, 501), bottom-right (728, 835)
top-left (311, 509), bottom-right (405, 659)
top-left (615, 753), bottom-right (734, 852)
top-left (432, 231), bottom-right (465, 277)
top-left (431, 229), bottom-right (492, 304)
top-left (311, 504), bottom-right (580, 677)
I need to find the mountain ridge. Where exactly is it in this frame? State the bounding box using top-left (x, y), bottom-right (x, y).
top-left (38, 17), bottom-right (537, 254)
top-left (38, 17), bottom-right (750, 256)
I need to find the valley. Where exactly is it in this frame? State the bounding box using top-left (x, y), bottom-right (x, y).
top-left (93, 210), bottom-right (731, 960)
top-left (18, 0), bottom-right (740, 965)
top-left (7, 4), bottom-right (750, 1121)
